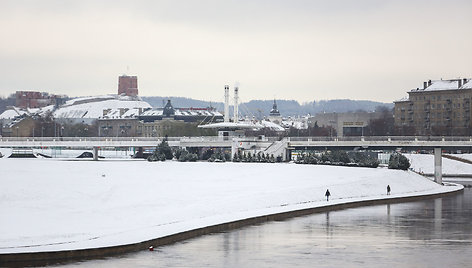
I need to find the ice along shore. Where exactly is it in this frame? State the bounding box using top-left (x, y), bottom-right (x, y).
top-left (0, 159), bottom-right (463, 264)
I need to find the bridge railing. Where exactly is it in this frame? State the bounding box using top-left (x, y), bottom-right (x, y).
top-left (287, 136), bottom-right (472, 142)
top-left (1, 136), bottom-right (471, 144)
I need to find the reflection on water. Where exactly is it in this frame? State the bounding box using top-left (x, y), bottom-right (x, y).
top-left (54, 187), bottom-right (472, 268)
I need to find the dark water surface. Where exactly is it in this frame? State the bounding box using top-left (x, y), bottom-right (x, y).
top-left (54, 186), bottom-right (472, 268)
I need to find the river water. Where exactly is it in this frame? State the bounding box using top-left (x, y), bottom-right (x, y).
top-left (54, 184), bottom-right (472, 268)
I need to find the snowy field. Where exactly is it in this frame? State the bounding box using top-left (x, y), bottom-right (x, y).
top-left (0, 158), bottom-right (462, 254)
top-left (404, 153), bottom-right (472, 174)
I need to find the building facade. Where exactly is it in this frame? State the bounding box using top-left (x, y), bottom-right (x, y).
top-left (308, 112), bottom-right (380, 137)
top-left (394, 78), bottom-right (472, 136)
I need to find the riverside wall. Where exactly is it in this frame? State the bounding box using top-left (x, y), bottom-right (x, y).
top-left (0, 186), bottom-right (463, 267)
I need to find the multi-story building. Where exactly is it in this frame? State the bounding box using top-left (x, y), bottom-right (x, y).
top-left (118, 75), bottom-right (138, 96)
top-left (394, 78), bottom-right (472, 136)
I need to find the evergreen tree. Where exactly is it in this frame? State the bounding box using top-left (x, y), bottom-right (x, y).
top-left (388, 153), bottom-right (410, 170)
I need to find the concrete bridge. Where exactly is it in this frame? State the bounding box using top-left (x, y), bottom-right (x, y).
top-left (2, 135), bottom-right (472, 184)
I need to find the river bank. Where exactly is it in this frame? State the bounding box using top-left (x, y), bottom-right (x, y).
top-left (0, 159), bottom-right (463, 265)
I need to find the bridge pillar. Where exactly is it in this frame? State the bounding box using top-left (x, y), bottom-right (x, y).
top-left (93, 146), bottom-right (99, 161)
top-left (231, 138), bottom-right (238, 161)
top-left (434, 147), bottom-right (442, 184)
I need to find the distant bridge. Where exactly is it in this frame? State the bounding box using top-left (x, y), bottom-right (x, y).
top-left (2, 136), bottom-right (471, 184)
top-left (2, 136), bottom-right (470, 149)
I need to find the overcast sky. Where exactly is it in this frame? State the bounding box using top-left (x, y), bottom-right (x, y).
top-left (0, 0), bottom-right (471, 103)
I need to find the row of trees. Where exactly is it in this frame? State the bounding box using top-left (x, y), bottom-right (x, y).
top-left (295, 151), bottom-right (380, 168)
top-left (147, 140), bottom-right (232, 162)
top-left (147, 140), bottom-right (200, 162)
top-left (148, 139), bottom-right (411, 171)
top-left (232, 151), bottom-right (278, 163)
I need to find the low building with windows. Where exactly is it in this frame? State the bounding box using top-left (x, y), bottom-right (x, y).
top-left (308, 112), bottom-right (380, 137)
top-left (394, 78), bottom-right (472, 136)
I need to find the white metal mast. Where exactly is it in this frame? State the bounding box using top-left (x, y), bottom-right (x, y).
top-left (224, 85), bottom-right (230, 122)
top-left (233, 85), bottom-right (239, 123)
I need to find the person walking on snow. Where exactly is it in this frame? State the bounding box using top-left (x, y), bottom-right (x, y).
top-left (325, 189), bottom-right (331, 201)
top-left (387, 185), bottom-right (391, 195)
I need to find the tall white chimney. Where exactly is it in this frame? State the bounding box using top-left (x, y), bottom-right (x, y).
top-left (234, 86), bottom-right (239, 123)
top-left (224, 85), bottom-right (229, 122)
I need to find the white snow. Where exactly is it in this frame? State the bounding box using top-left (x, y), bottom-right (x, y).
top-left (425, 80), bottom-right (460, 91)
top-left (54, 96), bottom-right (151, 120)
top-left (405, 153), bottom-right (472, 174)
top-left (460, 79), bottom-right (472, 89)
top-left (452, 153), bottom-right (472, 162)
top-left (0, 108), bottom-right (27, 120)
top-left (0, 159), bottom-right (462, 254)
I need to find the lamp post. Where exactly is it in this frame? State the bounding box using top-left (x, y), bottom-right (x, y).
top-left (16, 126), bottom-right (19, 138)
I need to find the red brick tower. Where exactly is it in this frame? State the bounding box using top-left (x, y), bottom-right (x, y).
top-left (118, 75), bottom-right (138, 96)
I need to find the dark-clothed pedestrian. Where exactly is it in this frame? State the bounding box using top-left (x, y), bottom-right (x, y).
top-left (387, 185), bottom-right (391, 195)
top-left (325, 189), bottom-right (331, 201)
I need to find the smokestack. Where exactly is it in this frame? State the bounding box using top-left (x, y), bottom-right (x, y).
top-left (234, 86), bottom-right (239, 123)
top-left (224, 85), bottom-right (229, 122)
top-left (423, 82), bottom-right (427, 89)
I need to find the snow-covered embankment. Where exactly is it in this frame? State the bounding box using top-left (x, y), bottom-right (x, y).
top-left (0, 159), bottom-right (462, 254)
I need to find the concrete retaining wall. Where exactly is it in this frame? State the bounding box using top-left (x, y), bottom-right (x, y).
top-left (0, 188), bottom-right (463, 267)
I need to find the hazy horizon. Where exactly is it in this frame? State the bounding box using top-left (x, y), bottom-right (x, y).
top-left (1, 0), bottom-right (471, 103)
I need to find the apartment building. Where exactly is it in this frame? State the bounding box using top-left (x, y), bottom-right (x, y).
top-left (394, 78), bottom-right (471, 136)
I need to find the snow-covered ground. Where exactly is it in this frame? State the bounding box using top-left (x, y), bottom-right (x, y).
top-left (0, 159), bottom-right (461, 254)
top-left (405, 153), bottom-right (472, 174)
top-left (451, 153), bottom-right (472, 162)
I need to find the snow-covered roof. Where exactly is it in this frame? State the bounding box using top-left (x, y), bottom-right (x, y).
top-left (461, 80), bottom-right (472, 89)
top-left (426, 80), bottom-right (460, 91)
top-left (101, 108), bottom-right (144, 119)
top-left (198, 121), bottom-right (263, 130)
top-left (54, 96), bottom-right (151, 119)
top-left (0, 108), bottom-right (26, 120)
top-left (140, 108), bottom-right (222, 117)
top-left (260, 120), bottom-right (285, 131)
top-left (394, 96), bottom-right (410, 103)
top-left (410, 78), bottom-right (471, 92)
